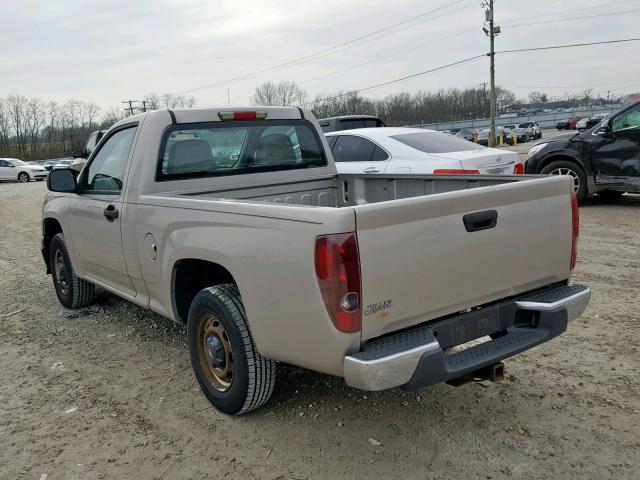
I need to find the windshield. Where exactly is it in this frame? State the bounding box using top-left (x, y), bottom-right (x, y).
top-left (157, 120), bottom-right (327, 181)
top-left (9, 159), bottom-right (27, 165)
top-left (391, 132), bottom-right (482, 153)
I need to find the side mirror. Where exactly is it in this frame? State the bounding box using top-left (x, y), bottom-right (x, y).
top-left (47, 168), bottom-right (77, 193)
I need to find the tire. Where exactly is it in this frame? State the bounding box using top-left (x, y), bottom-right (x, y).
top-left (540, 160), bottom-right (588, 202)
top-left (18, 172), bottom-right (30, 182)
top-left (187, 284), bottom-right (276, 415)
top-left (50, 233), bottom-right (96, 308)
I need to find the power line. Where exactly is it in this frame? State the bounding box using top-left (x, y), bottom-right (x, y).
top-left (299, 27), bottom-right (477, 85)
top-left (495, 37), bottom-right (640, 54)
top-left (503, 8), bottom-right (640, 28)
top-left (169, 0), bottom-right (467, 95)
top-left (304, 54), bottom-right (486, 106)
top-left (500, 0), bottom-right (640, 25)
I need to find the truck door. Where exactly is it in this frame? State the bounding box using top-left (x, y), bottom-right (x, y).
top-left (67, 125), bottom-right (138, 296)
top-left (331, 134), bottom-right (390, 174)
top-left (591, 103), bottom-right (640, 189)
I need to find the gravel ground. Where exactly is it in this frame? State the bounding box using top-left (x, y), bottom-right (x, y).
top-left (1, 181), bottom-right (639, 480)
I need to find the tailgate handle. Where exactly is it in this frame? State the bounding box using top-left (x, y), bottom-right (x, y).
top-left (463, 210), bottom-right (498, 232)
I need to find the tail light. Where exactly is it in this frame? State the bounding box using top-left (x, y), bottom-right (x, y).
top-left (314, 233), bottom-right (362, 333)
top-left (218, 111), bottom-right (267, 121)
top-left (513, 163), bottom-right (525, 174)
top-left (433, 169), bottom-right (480, 174)
top-left (570, 192), bottom-right (579, 269)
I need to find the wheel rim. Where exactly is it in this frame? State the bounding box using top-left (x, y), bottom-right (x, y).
top-left (18, 173), bottom-right (29, 182)
top-left (196, 313), bottom-right (234, 392)
top-left (54, 249), bottom-right (70, 297)
top-left (549, 167), bottom-right (580, 193)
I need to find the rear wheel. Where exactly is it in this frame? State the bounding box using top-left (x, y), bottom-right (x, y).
top-left (540, 160), bottom-right (587, 202)
top-left (187, 284), bottom-right (276, 415)
top-left (18, 172), bottom-right (30, 182)
top-left (50, 233), bottom-right (96, 308)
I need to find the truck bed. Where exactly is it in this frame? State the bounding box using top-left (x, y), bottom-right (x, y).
top-left (155, 173), bottom-right (574, 342)
top-left (179, 173), bottom-right (540, 207)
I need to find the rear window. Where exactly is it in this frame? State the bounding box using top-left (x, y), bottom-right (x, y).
top-left (339, 118), bottom-right (383, 130)
top-left (390, 132), bottom-right (481, 153)
top-left (157, 120), bottom-right (327, 181)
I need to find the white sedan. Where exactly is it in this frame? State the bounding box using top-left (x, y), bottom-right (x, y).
top-left (0, 158), bottom-right (48, 182)
top-left (325, 127), bottom-right (523, 175)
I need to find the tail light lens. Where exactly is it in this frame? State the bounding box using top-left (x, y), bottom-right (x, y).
top-left (218, 111), bottom-right (267, 121)
top-left (570, 192), bottom-right (579, 269)
top-left (314, 233), bottom-right (361, 333)
top-left (513, 163), bottom-right (525, 174)
top-left (433, 169), bottom-right (480, 174)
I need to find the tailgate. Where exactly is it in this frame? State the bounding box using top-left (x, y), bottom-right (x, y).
top-left (354, 175), bottom-right (574, 341)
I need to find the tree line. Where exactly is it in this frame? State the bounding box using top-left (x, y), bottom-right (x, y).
top-left (0, 81), bottom-right (621, 161)
top-left (0, 93), bottom-right (196, 161)
top-left (252, 81), bottom-right (516, 125)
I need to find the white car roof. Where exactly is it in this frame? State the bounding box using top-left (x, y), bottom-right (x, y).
top-left (324, 127), bottom-right (437, 138)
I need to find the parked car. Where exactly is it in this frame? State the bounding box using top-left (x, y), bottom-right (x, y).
top-left (0, 158), bottom-right (48, 182)
top-left (43, 107), bottom-right (589, 415)
top-left (317, 115), bottom-right (385, 133)
top-left (326, 128), bottom-right (523, 175)
top-left (575, 118), bottom-right (589, 130)
top-left (585, 113), bottom-right (611, 130)
top-left (518, 122), bottom-right (542, 139)
top-left (459, 127), bottom-right (475, 141)
top-left (569, 117), bottom-right (585, 130)
top-left (70, 129), bottom-right (108, 172)
top-left (526, 100), bottom-right (640, 201)
top-left (556, 119), bottom-right (571, 130)
top-left (51, 159), bottom-right (75, 170)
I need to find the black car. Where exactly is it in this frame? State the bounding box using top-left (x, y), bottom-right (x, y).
top-left (526, 101), bottom-right (640, 201)
top-left (556, 119), bottom-right (571, 130)
top-left (317, 115), bottom-right (385, 133)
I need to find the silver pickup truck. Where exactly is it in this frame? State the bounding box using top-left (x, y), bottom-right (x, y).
top-left (42, 107), bottom-right (590, 415)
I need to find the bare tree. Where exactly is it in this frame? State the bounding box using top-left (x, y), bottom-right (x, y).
top-left (26, 98), bottom-right (46, 157)
top-left (143, 93), bottom-right (161, 110)
top-left (252, 81), bottom-right (307, 106)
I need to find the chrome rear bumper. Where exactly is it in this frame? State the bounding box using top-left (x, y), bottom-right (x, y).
top-left (344, 284), bottom-right (590, 392)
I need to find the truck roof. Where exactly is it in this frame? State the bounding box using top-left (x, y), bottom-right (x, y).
top-left (112, 107), bottom-right (306, 130)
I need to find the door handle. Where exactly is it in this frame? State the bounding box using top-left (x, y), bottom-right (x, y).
top-left (463, 210), bottom-right (498, 232)
top-left (363, 167), bottom-right (380, 173)
top-left (103, 204), bottom-right (119, 222)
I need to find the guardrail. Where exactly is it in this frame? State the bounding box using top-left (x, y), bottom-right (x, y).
top-left (407, 107), bottom-right (620, 131)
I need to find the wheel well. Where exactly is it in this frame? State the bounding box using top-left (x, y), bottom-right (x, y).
top-left (42, 218), bottom-right (63, 273)
top-left (535, 155), bottom-right (584, 174)
top-left (172, 259), bottom-right (236, 323)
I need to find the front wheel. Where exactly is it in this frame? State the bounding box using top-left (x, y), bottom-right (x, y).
top-left (18, 172), bottom-right (30, 182)
top-left (50, 233), bottom-right (96, 308)
top-left (540, 160), bottom-right (588, 202)
top-left (187, 284), bottom-right (276, 415)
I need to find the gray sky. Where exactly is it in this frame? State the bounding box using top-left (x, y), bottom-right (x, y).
top-left (4, 0), bottom-right (640, 111)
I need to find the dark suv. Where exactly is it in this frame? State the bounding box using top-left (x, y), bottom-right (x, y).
top-left (317, 115), bottom-right (385, 133)
top-left (526, 101), bottom-right (640, 201)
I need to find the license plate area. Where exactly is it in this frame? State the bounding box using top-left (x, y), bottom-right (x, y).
top-left (430, 305), bottom-right (502, 350)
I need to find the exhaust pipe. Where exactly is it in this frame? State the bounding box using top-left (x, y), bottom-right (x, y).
top-left (446, 362), bottom-right (505, 387)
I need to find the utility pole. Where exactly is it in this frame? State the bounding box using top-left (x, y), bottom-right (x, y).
top-left (227, 88), bottom-right (231, 107)
top-left (482, 0), bottom-right (500, 147)
top-left (122, 100), bottom-right (137, 116)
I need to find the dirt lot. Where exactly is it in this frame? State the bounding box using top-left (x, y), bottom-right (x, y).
top-left (1, 181), bottom-right (639, 480)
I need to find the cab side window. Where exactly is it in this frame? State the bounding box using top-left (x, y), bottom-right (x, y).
top-left (83, 126), bottom-right (137, 193)
top-left (612, 105), bottom-right (640, 134)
